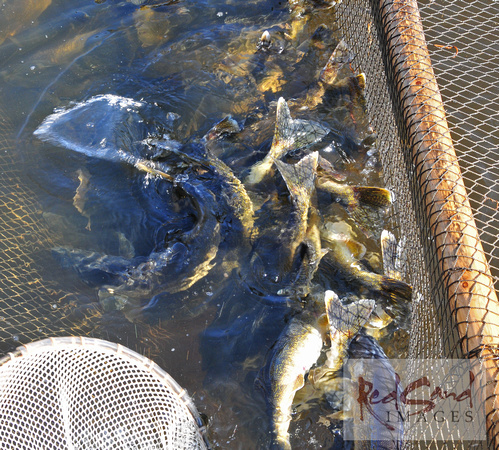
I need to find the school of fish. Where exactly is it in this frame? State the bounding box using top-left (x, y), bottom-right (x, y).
top-left (30, 8), bottom-right (413, 449)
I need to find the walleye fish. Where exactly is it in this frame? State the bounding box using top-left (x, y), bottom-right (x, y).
top-left (35, 96), bottom-right (228, 318)
top-left (345, 332), bottom-right (405, 449)
top-left (324, 290), bottom-right (376, 373)
top-left (53, 170), bottom-right (221, 321)
top-left (0, 0), bottom-right (52, 46)
top-left (316, 166), bottom-right (392, 211)
top-left (247, 152), bottom-right (324, 299)
top-left (320, 221), bottom-right (412, 304)
top-left (256, 306), bottom-right (326, 450)
top-left (300, 39), bottom-right (355, 110)
top-left (146, 138), bottom-right (255, 240)
top-left (246, 97), bottom-right (329, 185)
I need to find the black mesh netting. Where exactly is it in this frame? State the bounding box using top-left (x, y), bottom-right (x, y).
top-left (0, 0), bottom-right (498, 447)
top-left (337, 0), bottom-right (499, 447)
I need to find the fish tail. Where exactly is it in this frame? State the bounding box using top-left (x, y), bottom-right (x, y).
top-left (247, 98), bottom-right (329, 184)
top-left (325, 291), bottom-right (375, 337)
top-left (272, 97), bottom-right (294, 147)
top-left (319, 39), bottom-right (353, 85)
top-left (381, 229), bottom-right (400, 279)
top-left (379, 275), bottom-right (413, 303)
top-left (271, 97), bottom-right (330, 158)
top-left (352, 186), bottom-right (392, 208)
top-left (274, 152), bottom-right (319, 210)
top-left (381, 229), bottom-right (407, 281)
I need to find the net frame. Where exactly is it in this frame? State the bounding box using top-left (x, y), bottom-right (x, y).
top-left (337, 0), bottom-right (499, 447)
top-left (0, 336), bottom-right (209, 449)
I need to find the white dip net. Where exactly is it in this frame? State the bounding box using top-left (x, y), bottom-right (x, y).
top-left (0, 336), bottom-right (208, 450)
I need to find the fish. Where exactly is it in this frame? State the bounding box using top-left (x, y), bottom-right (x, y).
top-left (257, 289), bottom-right (374, 449)
top-left (245, 97), bottom-right (330, 185)
top-left (299, 39), bottom-right (355, 110)
top-left (53, 171), bottom-right (222, 321)
top-left (323, 290), bottom-right (376, 373)
top-left (133, 6), bottom-right (170, 48)
top-left (256, 306), bottom-right (326, 449)
top-left (320, 221), bottom-right (412, 304)
top-left (0, 0), bottom-right (52, 46)
top-left (380, 229), bottom-right (406, 281)
top-left (96, 173), bottom-right (222, 319)
top-left (35, 96), bottom-right (228, 319)
top-left (246, 152), bottom-right (324, 299)
top-left (146, 138), bottom-right (256, 240)
top-left (316, 166), bottom-right (392, 210)
top-left (344, 332), bottom-right (404, 449)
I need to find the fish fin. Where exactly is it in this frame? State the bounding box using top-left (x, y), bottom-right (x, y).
top-left (294, 373), bottom-right (306, 391)
top-left (381, 230), bottom-right (400, 279)
top-left (274, 152), bottom-right (319, 208)
top-left (246, 98), bottom-right (328, 184)
top-left (319, 39), bottom-right (353, 85)
top-left (352, 186), bottom-right (392, 208)
top-left (52, 246), bottom-right (130, 287)
top-left (204, 115), bottom-right (241, 141)
top-left (271, 98), bottom-right (330, 154)
top-left (365, 304), bottom-right (394, 330)
top-left (329, 409), bottom-right (352, 421)
top-left (325, 291), bottom-right (375, 338)
top-left (352, 72), bottom-right (366, 94)
top-left (380, 276), bottom-right (412, 303)
top-left (272, 97), bottom-right (294, 145)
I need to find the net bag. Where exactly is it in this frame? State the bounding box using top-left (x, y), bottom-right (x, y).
top-left (0, 336), bottom-right (208, 449)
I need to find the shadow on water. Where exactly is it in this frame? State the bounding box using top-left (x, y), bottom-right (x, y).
top-left (0, 0), bottom-right (406, 448)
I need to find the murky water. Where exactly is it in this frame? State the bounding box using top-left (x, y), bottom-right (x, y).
top-left (0, 0), bottom-right (408, 448)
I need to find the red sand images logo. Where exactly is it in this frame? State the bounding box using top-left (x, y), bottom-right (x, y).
top-left (343, 359), bottom-right (486, 441)
top-left (357, 370), bottom-right (475, 430)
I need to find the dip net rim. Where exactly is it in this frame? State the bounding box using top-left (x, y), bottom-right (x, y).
top-left (0, 336), bottom-right (209, 449)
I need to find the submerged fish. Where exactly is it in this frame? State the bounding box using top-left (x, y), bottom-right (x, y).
top-left (257, 289), bottom-right (373, 449)
top-left (246, 152), bottom-right (323, 299)
top-left (34, 96), bottom-right (238, 318)
top-left (320, 221), bottom-right (412, 304)
top-left (0, 0), bottom-right (52, 46)
top-left (323, 290), bottom-right (375, 373)
top-left (316, 165), bottom-right (392, 211)
top-left (345, 332), bottom-right (404, 449)
top-left (256, 305), bottom-right (326, 449)
top-left (300, 39), bottom-right (355, 110)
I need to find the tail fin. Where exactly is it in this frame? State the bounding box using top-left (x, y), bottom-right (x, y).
top-left (274, 152), bottom-right (319, 210)
top-left (381, 230), bottom-right (400, 279)
top-left (246, 98), bottom-right (329, 184)
top-left (325, 290), bottom-right (375, 339)
top-left (353, 186), bottom-right (392, 208)
top-left (271, 97), bottom-right (330, 156)
top-left (381, 229), bottom-right (407, 280)
top-left (319, 39), bottom-right (353, 85)
top-left (379, 276), bottom-right (412, 303)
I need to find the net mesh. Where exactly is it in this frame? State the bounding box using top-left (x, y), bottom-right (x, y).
top-left (0, 0), bottom-right (498, 447)
top-left (337, 0), bottom-right (499, 447)
top-left (0, 337), bottom-right (208, 449)
top-left (0, 110), bottom-right (102, 353)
